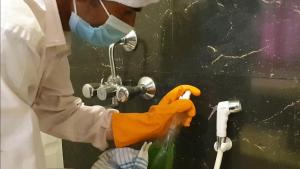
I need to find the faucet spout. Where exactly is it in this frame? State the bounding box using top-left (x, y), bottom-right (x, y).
top-left (108, 43), bottom-right (117, 79)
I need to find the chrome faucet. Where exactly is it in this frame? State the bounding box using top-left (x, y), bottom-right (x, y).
top-left (82, 31), bottom-right (156, 107)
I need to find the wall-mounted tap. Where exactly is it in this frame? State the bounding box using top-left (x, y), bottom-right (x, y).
top-left (83, 76), bottom-right (156, 107)
top-left (81, 30), bottom-right (156, 107)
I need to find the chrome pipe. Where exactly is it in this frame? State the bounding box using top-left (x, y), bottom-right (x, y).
top-left (108, 43), bottom-right (116, 79)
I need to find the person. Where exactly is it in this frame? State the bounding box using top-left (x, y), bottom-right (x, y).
top-left (0, 0), bottom-right (201, 168)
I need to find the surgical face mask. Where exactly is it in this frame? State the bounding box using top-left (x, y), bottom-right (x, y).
top-left (69, 0), bottom-right (133, 47)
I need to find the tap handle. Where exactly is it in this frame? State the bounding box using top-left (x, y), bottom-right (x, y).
top-left (97, 85), bottom-right (116, 101)
top-left (116, 86), bottom-right (144, 103)
top-left (137, 77), bottom-right (156, 100)
top-left (115, 77), bottom-right (156, 103)
top-left (82, 83), bottom-right (100, 98)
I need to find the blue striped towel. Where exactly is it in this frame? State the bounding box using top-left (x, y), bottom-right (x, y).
top-left (91, 142), bottom-right (152, 169)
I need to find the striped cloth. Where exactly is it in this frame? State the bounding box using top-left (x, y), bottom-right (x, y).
top-left (91, 142), bottom-right (152, 169)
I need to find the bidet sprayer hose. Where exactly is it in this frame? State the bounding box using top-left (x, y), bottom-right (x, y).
top-left (213, 137), bottom-right (232, 169)
top-left (214, 151), bottom-right (223, 169)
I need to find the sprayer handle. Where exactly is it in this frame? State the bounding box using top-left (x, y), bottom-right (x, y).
top-left (216, 101), bottom-right (230, 138)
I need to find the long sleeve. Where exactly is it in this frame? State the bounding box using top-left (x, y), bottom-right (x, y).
top-left (1, 1), bottom-right (48, 168)
top-left (32, 53), bottom-right (118, 150)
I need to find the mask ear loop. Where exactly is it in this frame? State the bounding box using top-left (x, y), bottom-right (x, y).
top-left (73, 0), bottom-right (77, 14)
top-left (99, 0), bottom-right (110, 16)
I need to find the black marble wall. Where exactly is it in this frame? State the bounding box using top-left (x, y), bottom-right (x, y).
top-left (64, 0), bottom-right (300, 168)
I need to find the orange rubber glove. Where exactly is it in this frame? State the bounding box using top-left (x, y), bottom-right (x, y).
top-left (158, 85), bottom-right (201, 126)
top-left (112, 85), bottom-right (201, 148)
top-left (158, 85), bottom-right (201, 106)
top-left (112, 99), bottom-right (196, 147)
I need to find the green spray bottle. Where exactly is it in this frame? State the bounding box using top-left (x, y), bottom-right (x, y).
top-left (148, 120), bottom-right (178, 169)
top-left (148, 91), bottom-right (191, 169)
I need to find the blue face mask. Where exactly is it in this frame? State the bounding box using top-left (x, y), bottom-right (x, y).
top-left (69, 0), bottom-right (133, 47)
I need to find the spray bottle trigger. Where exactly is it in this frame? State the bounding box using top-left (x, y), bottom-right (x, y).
top-left (179, 91), bottom-right (191, 100)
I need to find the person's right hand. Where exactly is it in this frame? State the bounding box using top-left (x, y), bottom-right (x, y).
top-left (148, 99), bottom-right (196, 127)
top-left (155, 85), bottom-right (201, 126)
top-left (111, 85), bottom-right (201, 148)
top-left (112, 99), bottom-right (197, 147)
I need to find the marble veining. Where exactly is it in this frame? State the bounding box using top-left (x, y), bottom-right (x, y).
top-left (65, 0), bottom-right (300, 168)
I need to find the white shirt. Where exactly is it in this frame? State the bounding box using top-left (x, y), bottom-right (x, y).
top-left (1, 0), bottom-right (117, 168)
